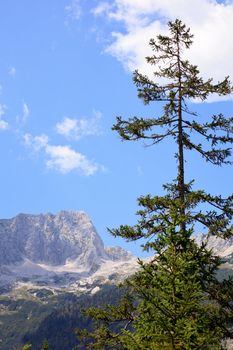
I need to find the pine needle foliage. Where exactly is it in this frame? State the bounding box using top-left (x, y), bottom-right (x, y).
top-left (112, 19), bottom-right (233, 239)
top-left (21, 345), bottom-right (32, 350)
top-left (78, 19), bottom-right (233, 350)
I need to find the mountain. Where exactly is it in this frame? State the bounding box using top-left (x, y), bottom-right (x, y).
top-left (195, 233), bottom-right (233, 257)
top-left (0, 211), bottom-right (108, 266)
top-left (1, 211), bottom-right (233, 294)
top-left (0, 211), bottom-right (138, 294)
top-left (0, 211), bottom-right (139, 350)
top-left (0, 212), bottom-right (233, 349)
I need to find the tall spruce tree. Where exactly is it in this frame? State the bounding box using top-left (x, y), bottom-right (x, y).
top-left (78, 19), bottom-right (233, 350)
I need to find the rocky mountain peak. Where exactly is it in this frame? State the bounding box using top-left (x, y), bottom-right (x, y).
top-left (0, 211), bottom-right (137, 291)
top-left (0, 211), bottom-right (106, 267)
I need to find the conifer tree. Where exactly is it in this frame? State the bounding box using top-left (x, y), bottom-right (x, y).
top-left (41, 340), bottom-right (49, 350)
top-left (78, 19), bottom-right (233, 350)
top-left (112, 19), bottom-right (233, 241)
top-left (21, 340), bottom-right (50, 350)
top-left (21, 345), bottom-right (32, 350)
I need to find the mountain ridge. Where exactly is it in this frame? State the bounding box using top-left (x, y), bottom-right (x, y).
top-left (0, 211), bottom-right (233, 350)
top-left (0, 211), bottom-right (136, 292)
top-left (0, 211), bottom-right (233, 295)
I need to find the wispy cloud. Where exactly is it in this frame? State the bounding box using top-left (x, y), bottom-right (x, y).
top-left (65, 0), bottom-right (82, 21)
top-left (55, 110), bottom-right (102, 140)
top-left (93, 0), bottom-right (233, 101)
top-left (23, 133), bottom-right (103, 176)
top-left (16, 102), bottom-right (30, 125)
top-left (0, 120), bottom-right (8, 130)
top-left (9, 66), bottom-right (16, 77)
top-left (92, 2), bottom-right (113, 16)
top-left (23, 133), bottom-right (49, 152)
top-left (137, 165), bottom-right (143, 177)
top-left (22, 102), bottom-right (30, 123)
top-left (0, 104), bottom-right (9, 130)
top-left (0, 104), bottom-right (6, 118)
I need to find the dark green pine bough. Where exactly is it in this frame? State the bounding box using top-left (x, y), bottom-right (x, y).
top-left (78, 20), bottom-right (233, 349)
top-left (21, 340), bottom-right (49, 350)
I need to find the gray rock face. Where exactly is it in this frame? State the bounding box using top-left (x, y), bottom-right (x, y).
top-left (105, 246), bottom-right (133, 261)
top-left (195, 233), bottom-right (233, 257)
top-left (0, 211), bottom-right (137, 290)
top-left (0, 211), bottom-right (106, 268)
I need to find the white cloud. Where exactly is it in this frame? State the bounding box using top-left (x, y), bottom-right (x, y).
top-left (65, 0), bottom-right (82, 21)
top-left (9, 66), bottom-right (16, 76)
top-left (45, 144), bottom-right (99, 175)
top-left (0, 120), bottom-right (8, 130)
top-left (0, 104), bottom-right (6, 118)
top-left (56, 110), bottom-right (102, 140)
top-left (92, 2), bottom-right (113, 16)
top-left (93, 0), bottom-right (233, 101)
top-left (0, 104), bottom-right (9, 130)
top-left (23, 133), bottom-right (49, 151)
top-left (23, 133), bottom-right (102, 176)
top-left (22, 102), bottom-right (30, 122)
top-left (56, 117), bottom-right (78, 137)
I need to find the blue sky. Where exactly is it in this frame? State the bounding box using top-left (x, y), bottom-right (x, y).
top-left (0, 0), bottom-right (232, 257)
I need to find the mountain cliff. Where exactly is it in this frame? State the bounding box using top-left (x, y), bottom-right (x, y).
top-left (0, 211), bottom-right (136, 291)
top-left (0, 211), bottom-right (107, 267)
